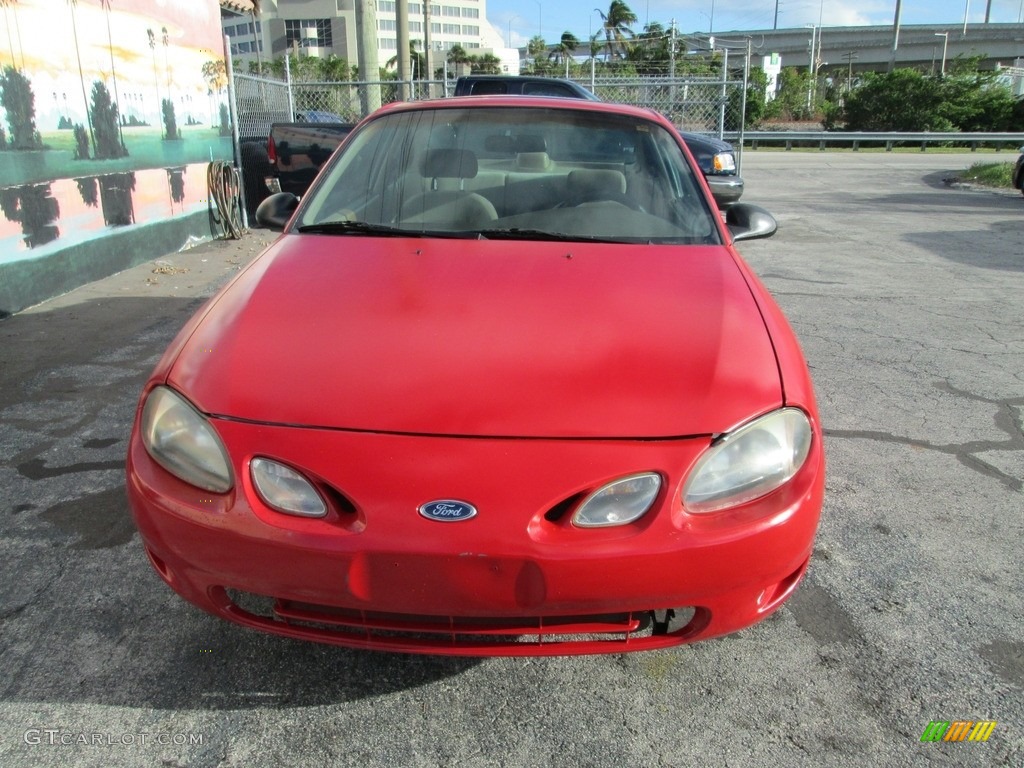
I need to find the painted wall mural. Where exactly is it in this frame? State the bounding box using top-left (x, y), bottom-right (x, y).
top-left (0, 0), bottom-right (233, 304)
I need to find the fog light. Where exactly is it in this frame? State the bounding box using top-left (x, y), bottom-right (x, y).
top-left (572, 473), bottom-right (661, 528)
top-left (251, 458), bottom-right (327, 518)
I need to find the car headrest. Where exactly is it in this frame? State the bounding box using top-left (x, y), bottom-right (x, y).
top-left (515, 152), bottom-right (552, 171)
top-left (421, 148), bottom-right (479, 179)
top-left (515, 134), bottom-right (547, 153)
top-left (567, 169), bottom-right (627, 202)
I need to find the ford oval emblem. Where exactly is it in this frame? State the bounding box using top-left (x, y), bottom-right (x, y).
top-left (418, 500), bottom-right (478, 522)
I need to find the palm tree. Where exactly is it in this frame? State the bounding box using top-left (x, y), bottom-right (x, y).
top-left (0, 0), bottom-right (24, 70)
top-left (595, 0), bottom-right (637, 61)
top-left (447, 44), bottom-right (471, 68)
top-left (527, 35), bottom-right (547, 73)
top-left (386, 41), bottom-right (424, 79)
top-left (472, 53), bottom-right (502, 75)
top-left (549, 31), bottom-right (579, 75)
top-left (67, 0), bottom-right (96, 157)
top-left (161, 27), bottom-right (170, 91)
top-left (147, 28), bottom-right (161, 136)
top-left (99, 0), bottom-right (124, 150)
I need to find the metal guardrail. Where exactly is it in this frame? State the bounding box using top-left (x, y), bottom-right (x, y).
top-left (729, 131), bottom-right (1024, 152)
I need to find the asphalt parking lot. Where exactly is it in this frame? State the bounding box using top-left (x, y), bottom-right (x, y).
top-left (0, 151), bottom-right (1021, 768)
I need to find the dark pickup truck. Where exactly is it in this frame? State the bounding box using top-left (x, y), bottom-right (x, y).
top-left (453, 75), bottom-right (743, 207)
top-left (265, 121), bottom-right (355, 198)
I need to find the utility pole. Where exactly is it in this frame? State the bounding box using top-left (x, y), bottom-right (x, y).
top-left (397, 0), bottom-right (410, 99)
top-left (355, 0), bottom-right (381, 114)
top-left (669, 19), bottom-right (677, 106)
top-left (841, 50), bottom-right (858, 97)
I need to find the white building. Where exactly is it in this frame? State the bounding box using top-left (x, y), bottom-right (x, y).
top-left (223, 0), bottom-right (519, 76)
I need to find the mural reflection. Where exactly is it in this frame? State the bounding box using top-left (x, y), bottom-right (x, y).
top-left (0, 163), bottom-right (209, 260)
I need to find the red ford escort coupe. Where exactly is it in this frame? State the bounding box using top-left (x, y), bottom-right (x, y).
top-left (127, 97), bottom-right (824, 655)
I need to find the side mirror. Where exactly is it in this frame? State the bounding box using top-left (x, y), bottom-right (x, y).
top-left (255, 192), bottom-right (299, 231)
top-left (726, 203), bottom-right (777, 242)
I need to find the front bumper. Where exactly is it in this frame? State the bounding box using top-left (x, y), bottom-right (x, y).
top-left (707, 176), bottom-right (745, 208)
top-left (127, 417), bottom-right (824, 656)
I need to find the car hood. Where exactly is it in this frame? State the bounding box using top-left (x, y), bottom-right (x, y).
top-left (167, 235), bottom-right (782, 438)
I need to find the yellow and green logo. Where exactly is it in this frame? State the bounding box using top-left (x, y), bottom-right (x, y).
top-left (920, 721), bottom-right (997, 742)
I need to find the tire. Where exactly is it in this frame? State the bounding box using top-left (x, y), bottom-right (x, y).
top-left (240, 141), bottom-right (272, 224)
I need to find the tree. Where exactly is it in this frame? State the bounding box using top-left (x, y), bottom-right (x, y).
top-left (1, 0), bottom-right (26, 70)
top-left (161, 97), bottom-right (179, 140)
top-left (843, 69), bottom-right (946, 131)
top-left (527, 35), bottom-right (548, 73)
top-left (596, 0), bottom-right (637, 61)
top-left (550, 31), bottom-right (579, 71)
top-left (90, 80), bottom-right (127, 158)
top-left (0, 65), bottom-right (42, 149)
top-left (447, 44), bottom-right (471, 67)
top-left (68, 0), bottom-right (96, 155)
top-left (626, 21), bottom-right (668, 75)
top-left (99, 0), bottom-right (125, 150)
top-left (147, 28), bottom-right (162, 136)
top-left (470, 53), bottom-right (502, 75)
top-left (937, 58), bottom-right (1019, 132)
top-left (387, 42), bottom-right (424, 80)
top-left (726, 67), bottom-right (768, 130)
top-left (764, 66), bottom-right (813, 122)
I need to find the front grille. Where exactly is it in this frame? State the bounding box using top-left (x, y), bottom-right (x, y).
top-left (221, 588), bottom-right (701, 655)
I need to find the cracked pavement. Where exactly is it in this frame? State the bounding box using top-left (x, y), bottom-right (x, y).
top-left (0, 152), bottom-right (1021, 767)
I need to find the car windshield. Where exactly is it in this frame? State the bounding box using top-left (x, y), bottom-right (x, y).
top-left (297, 106), bottom-right (721, 245)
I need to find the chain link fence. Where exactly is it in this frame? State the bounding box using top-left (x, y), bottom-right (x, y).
top-left (229, 70), bottom-right (747, 220)
top-left (581, 77), bottom-right (746, 136)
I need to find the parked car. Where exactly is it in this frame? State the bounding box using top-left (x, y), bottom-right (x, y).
top-left (1014, 146), bottom-right (1024, 196)
top-left (127, 96), bottom-right (823, 656)
top-left (454, 75), bottom-right (744, 207)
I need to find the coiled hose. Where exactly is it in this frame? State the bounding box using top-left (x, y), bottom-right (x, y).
top-left (207, 161), bottom-right (245, 240)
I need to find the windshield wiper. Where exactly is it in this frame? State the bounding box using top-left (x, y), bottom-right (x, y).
top-left (296, 221), bottom-right (417, 237)
top-left (475, 227), bottom-right (624, 243)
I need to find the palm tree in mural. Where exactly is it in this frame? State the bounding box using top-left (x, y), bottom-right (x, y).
top-left (67, 0), bottom-right (96, 157)
top-left (0, 0), bottom-right (25, 70)
top-left (99, 0), bottom-right (125, 151)
top-left (161, 27), bottom-right (170, 91)
top-left (147, 28), bottom-right (162, 137)
top-left (595, 0), bottom-right (637, 62)
top-left (159, 25), bottom-right (180, 140)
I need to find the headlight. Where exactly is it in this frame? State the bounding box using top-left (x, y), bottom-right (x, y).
top-left (141, 386), bottom-right (233, 493)
top-left (712, 152), bottom-right (736, 173)
top-left (683, 408), bottom-right (812, 513)
top-left (251, 458), bottom-right (327, 518)
top-left (572, 472), bottom-right (662, 528)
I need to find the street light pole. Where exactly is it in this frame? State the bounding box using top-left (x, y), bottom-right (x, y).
top-left (888, 0), bottom-right (902, 72)
top-left (934, 32), bottom-right (948, 75)
top-left (805, 25), bottom-right (816, 114)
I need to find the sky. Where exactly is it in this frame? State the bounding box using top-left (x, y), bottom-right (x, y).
top-left (488, 0), bottom-right (1024, 48)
